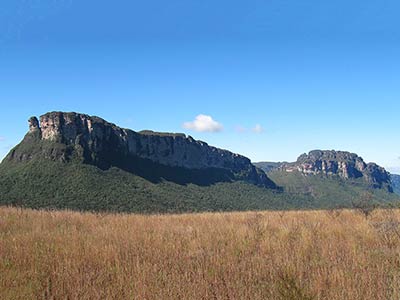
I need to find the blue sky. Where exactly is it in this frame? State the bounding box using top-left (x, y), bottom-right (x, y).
top-left (0, 0), bottom-right (399, 173)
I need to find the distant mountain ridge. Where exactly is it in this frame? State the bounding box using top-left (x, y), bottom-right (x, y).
top-left (255, 150), bottom-right (393, 192)
top-left (252, 162), bottom-right (287, 173)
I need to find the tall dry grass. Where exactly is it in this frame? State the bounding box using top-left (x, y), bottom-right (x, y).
top-left (1, 207), bottom-right (400, 299)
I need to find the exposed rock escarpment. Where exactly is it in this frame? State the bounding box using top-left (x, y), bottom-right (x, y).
top-left (6, 112), bottom-right (277, 188)
top-left (28, 117), bottom-right (40, 132)
top-left (279, 150), bottom-right (392, 191)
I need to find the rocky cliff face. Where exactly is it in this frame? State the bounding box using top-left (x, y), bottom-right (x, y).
top-left (280, 150), bottom-right (393, 191)
top-left (7, 112), bottom-right (276, 188)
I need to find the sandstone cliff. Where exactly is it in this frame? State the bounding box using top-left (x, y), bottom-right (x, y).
top-left (7, 112), bottom-right (276, 188)
top-left (280, 150), bottom-right (392, 191)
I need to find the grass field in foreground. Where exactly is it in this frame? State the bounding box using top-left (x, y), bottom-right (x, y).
top-left (1, 207), bottom-right (400, 299)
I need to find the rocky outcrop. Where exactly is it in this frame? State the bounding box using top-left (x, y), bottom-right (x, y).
top-left (279, 150), bottom-right (393, 192)
top-left (6, 112), bottom-right (277, 188)
top-left (28, 117), bottom-right (40, 133)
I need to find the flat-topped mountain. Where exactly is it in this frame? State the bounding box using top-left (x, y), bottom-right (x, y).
top-left (7, 111), bottom-right (275, 188)
top-left (0, 112), bottom-right (290, 213)
top-left (256, 150), bottom-right (393, 192)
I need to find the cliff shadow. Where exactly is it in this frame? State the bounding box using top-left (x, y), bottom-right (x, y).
top-left (92, 153), bottom-right (236, 186)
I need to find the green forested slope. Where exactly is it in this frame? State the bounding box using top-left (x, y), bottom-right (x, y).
top-left (1, 158), bottom-right (398, 213)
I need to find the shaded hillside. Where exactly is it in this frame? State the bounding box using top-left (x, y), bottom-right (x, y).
top-left (0, 159), bottom-right (286, 213)
top-left (1, 156), bottom-right (397, 213)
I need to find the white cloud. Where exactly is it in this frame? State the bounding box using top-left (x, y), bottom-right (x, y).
top-left (0, 136), bottom-right (5, 142)
top-left (252, 124), bottom-right (265, 134)
top-left (183, 115), bottom-right (223, 132)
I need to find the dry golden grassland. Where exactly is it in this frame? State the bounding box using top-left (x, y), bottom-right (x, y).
top-left (1, 207), bottom-right (400, 300)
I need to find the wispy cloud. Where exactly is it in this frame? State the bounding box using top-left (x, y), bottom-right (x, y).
top-left (235, 124), bottom-right (266, 134)
top-left (252, 124), bottom-right (265, 134)
top-left (183, 115), bottom-right (223, 133)
top-left (0, 136), bottom-right (5, 142)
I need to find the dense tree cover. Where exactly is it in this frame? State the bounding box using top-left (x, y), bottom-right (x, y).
top-left (0, 159), bottom-right (398, 213)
